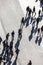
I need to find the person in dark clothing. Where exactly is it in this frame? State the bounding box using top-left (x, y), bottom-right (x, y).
top-left (18, 28), bottom-right (22, 40)
top-left (5, 33), bottom-right (10, 56)
top-left (25, 17), bottom-right (30, 27)
top-left (10, 31), bottom-right (15, 58)
top-left (20, 17), bottom-right (25, 29)
top-left (38, 10), bottom-right (41, 17)
top-left (36, 17), bottom-right (40, 25)
top-left (10, 41), bottom-right (13, 58)
top-left (11, 31), bottom-right (15, 40)
top-left (35, 28), bottom-right (42, 46)
top-left (35, 28), bottom-right (40, 43)
top-left (25, 6), bottom-right (32, 27)
top-left (29, 8), bottom-right (32, 17)
top-left (32, 6), bottom-right (36, 16)
top-left (21, 17), bottom-right (25, 25)
top-left (3, 33), bottom-right (10, 65)
top-left (25, 9), bottom-right (32, 27)
top-left (26, 6), bottom-right (32, 17)
top-left (27, 60), bottom-right (32, 65)
top-left (15, 39), bottom-right (20, 50)
top-left (26, 6), bottom-right (30, 17)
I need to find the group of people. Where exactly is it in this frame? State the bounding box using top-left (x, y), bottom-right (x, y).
top-left (21, 5), bottom-right (43, 46)
top-left (0, 31), bottom-right (15, 65)
top-left (0, 0), bottom-right (43, 65)
top-left (13, 15), bottom-right (24, 65)
top-left (35, 26), bottom-right (43, 45)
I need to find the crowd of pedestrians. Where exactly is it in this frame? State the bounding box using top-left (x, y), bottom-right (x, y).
top-left (0, 0), bottom-right (43, 65)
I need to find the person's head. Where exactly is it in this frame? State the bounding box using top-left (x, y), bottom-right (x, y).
top-left (6, 33), bottom-right (9, 40)
top-left (26, 6), bottom-right (30, 12)
top-left (0, 37), bottom-right (2, 43)
top-left (33, 6), bottom-right (35, 12)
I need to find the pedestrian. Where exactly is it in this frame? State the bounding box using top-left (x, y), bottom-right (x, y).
top-left (32, 6), bottom-right (36, 17)
top-left (27, 60), bottom-right (32, 65)
top-left (18, 28), bottom-right (22, 40)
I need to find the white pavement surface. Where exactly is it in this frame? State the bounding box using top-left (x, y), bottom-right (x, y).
top-left (0, 0), bottom-right (43, 65)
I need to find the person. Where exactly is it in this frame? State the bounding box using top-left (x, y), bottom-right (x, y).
top-left (20, 17), bottom-right (25, 29)
top-left (25, 8), bottom-right (32, 27)
top-left (35, 28), bottom-right (42, 46)
top-left (18, 28), bottom-right (22, 40)
top-left (10, 31), bottom-right (15, 58)
top-left (26, 6), bottom-right (30, 17)
top-left (32, 6), bottom-right (36, 17)
top-left (29, 8), bottom-right (32, 17)
top-left (10, 40), bottom-right (13, 58)
top-left (36, 17), bottom-right (40, 31)
top-left (11, 31), bottom-right (15, 40)
top-left (3, 33), bottom-right (10, 65)
top-left (21, 17), bottom-right (25, 26)
top-left (15, 28), bottom-right (22, 50)
top-left (38, 10), bottom-right (41, 17)
top-left (27, 60), bottom-right (32, 65)
top-left (31, 19), bottom-right (36, 35)
top-left (5, 33), bottom-right (10, 56)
